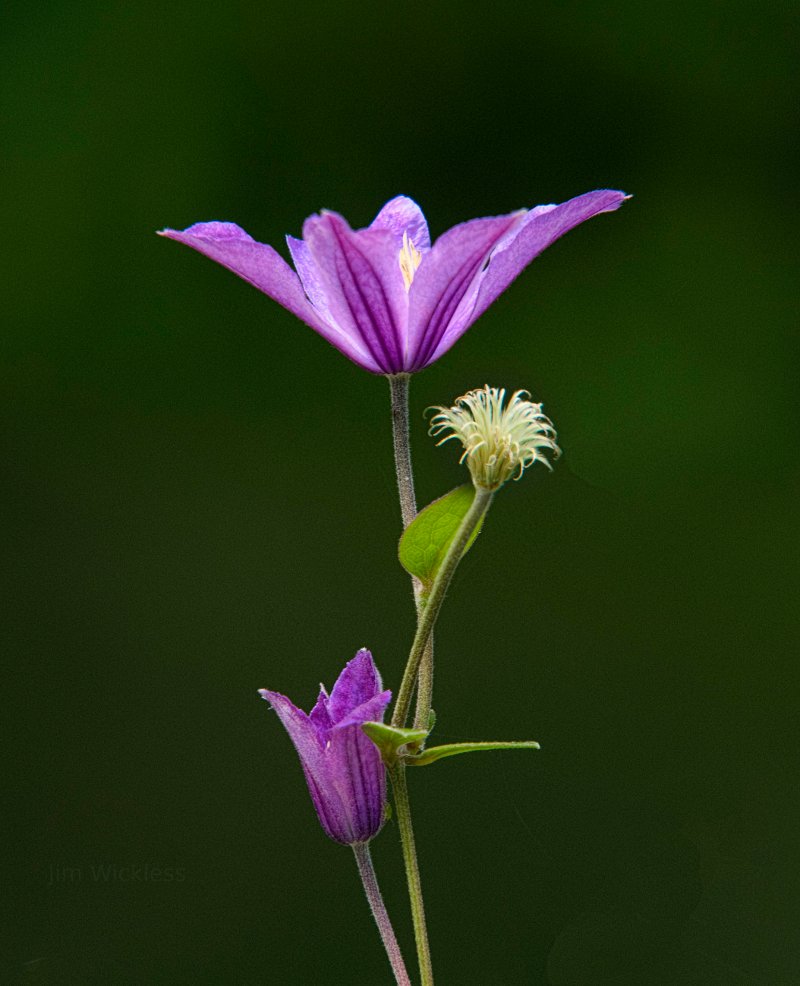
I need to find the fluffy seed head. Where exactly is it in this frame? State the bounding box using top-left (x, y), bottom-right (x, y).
top-left (428, 385), bottom-right (560, 490)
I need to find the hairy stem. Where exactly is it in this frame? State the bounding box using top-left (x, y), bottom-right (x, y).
top-left (391, 765), bottom-right (434, 986)
top-left (352, 842), bottom-right (413, 986)
top-left (392, 486), bottom-right (494, 730)
top-left (387, 372), bottom-right (434, 984)
top-left (413, 636), bottom-right (434, 733)
top-left (388, 374), bottom-right (418, 529)
top-left (387, 374), bottom-right (435, 734)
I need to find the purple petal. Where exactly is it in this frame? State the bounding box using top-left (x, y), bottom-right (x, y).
top-left (301, 766), bottom-right (359, 843)
top-left (286, 235), bottom-right (337, 323)
top-left (333, 690), bottom-right (392, 731)
top-left (405, 213), bottom-right (525, 371)
top-left (328, 649), bottom-right (383, 724)
top-left (160, 222), bottom-right (382, 374)
top-left (369, 195), bottom-right (431, 252)
top-left (258, 689), bottom-right (323, 758)
top-left (327, 712), bottom-right (388, 841)
top-left (308, 685), bottom-right (332, 736)
top-left (260, 688), bottom-right (355, 843)
top-left (424, 189), bottom-right (628, 366)
top-left (259, 689), bottom-right (329, 805)
top-left (301, 212), bottom-right (410, 374)
top-left (326, 686), bottom-right (391, 841)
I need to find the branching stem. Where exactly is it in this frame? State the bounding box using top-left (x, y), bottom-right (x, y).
top-left (392, 486), bottom-right (494, 730)
top-left (386, 372), bottom-right (435, 984)
top-left (387, 374), bottom-right (435, 733)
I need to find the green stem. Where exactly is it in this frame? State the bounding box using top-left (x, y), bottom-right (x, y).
top-left (387, 375), bottom-right (434, 733)
top-left (352, 842), bottom-right (413, 986)
top-left (388, 374), bottom-right (418, 530)
top-left (413, 635), bottom-right (434, 733)
top-left (386, 372), bottom-right (435, 984)
top-left (391, 765), bottom-right (434, 986)
top-left (392, 486), bottom-right (495, 730)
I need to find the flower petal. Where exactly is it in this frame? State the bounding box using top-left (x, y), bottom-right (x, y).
top-left (327, 710), bottom-right (389, 842)
top-left (405, 213), bottom-right (526, 371)
top-left (425, 189), bottom-right (628, 366)
top-left (260, 688), bottom-right (353, 843)
top-left (333, 690), bottom-right (392, 731)
top-left (308, 685), bottom-right (333, 737)
top-left (328, 649), bottom-right (383, 724)
top-left (369, 195), bottom-right (431, 252)
top-left (301, 212), bottom-right (410, 374)
top-left (286, 235), bottom-right (336, 322)
top-left (160, 222), bottom-right (382, 373)
top-left (259, 689), bottom-right (323, 759)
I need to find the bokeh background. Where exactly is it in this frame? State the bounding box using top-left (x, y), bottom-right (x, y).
top-left (3, 0), bottom-right (797, 983)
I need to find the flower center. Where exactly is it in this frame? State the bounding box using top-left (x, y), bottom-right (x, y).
top-left (399, 231), bottom-right (422, 290)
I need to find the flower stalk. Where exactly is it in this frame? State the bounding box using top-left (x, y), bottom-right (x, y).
top-left (387, 374), bottom-right (436, 737)
top-left (390, 765), bottom-right (434, 986)
top-left (352, 842), bottom-right (413, 986)
top-left (412, 637), bottom-right (434, 734)
top-left (387, 371), bottom-right (436, 984)
top-left (392, 485), bottom-right (495, 730)
top-left (388, 374), bottom-right (417, 530)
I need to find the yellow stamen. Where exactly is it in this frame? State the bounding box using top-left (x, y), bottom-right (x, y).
top-left (399, 230), bottom-right (422, 290)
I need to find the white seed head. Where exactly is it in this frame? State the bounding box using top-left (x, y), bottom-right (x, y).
top-left (428, 385), bottom-right (560, 490)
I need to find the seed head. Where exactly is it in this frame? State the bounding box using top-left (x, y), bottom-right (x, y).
top-left (428, 385), bottom-right (560, 490)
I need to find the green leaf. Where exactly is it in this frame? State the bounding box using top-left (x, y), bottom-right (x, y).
top-left (398, 485), bottom-right (484, 588)
top-left (405, 740), bottom-right (540, 767)
top-left (362, 722), bottom-right (429, 764)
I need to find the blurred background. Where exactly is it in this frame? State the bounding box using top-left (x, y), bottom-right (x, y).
top-left (2, 0), bottom-right (797, 982)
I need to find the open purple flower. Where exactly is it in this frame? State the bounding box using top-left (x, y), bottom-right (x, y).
top-left (160, 190), bottom-right (627, 374)
top-left (259, 649), bottom-right (391, 845)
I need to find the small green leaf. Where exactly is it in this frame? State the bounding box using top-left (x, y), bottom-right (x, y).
top-left (362, 722), bottom-right (429, 764)
top-left (405, 740), bottom-right (540, 767)
top-left (399, 485), bottom-right (484, 587)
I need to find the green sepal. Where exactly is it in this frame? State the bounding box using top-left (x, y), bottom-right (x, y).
top-left (362, 721), bottom-right (429, 765)
top-left (405, 740), bottom-right (540, 767)
top-left (398, 485), bottom-right (484, 588)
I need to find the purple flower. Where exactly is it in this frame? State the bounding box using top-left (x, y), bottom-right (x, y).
top-left (259, 649), bottom-right (391, 845)
top-left (160, 190), bottom-right (627, 374)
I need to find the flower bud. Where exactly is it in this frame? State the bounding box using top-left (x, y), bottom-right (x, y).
top-left (260, 650), bottom-right (391, 845)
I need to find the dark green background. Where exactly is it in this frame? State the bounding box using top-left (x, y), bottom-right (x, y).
top-left (3, 0), bottom-right (797, 983)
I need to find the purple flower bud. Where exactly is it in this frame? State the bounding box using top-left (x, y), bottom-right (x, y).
top-left (160, 190), bottom-right (627, 375)
top-left (259, 649), bottom-right (391, 845)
